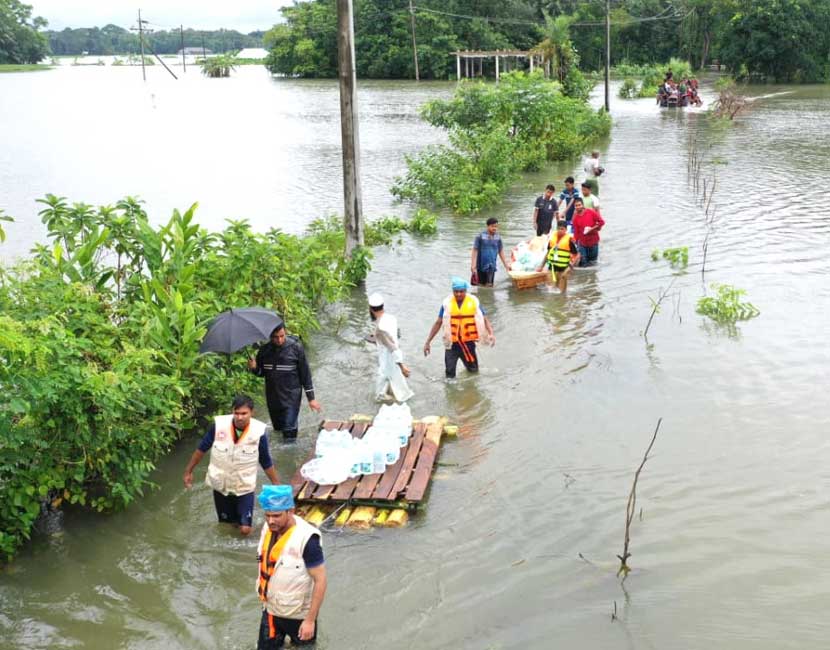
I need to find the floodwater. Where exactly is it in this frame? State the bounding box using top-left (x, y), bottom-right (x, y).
top-left (2, 66), bottom-right (830, 650)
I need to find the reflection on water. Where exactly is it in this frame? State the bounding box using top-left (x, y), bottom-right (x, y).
top-left (1, 72), bottom-right (830, 650)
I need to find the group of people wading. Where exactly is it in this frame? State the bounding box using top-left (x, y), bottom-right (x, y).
top-left (472, 151), bottom-right (606, 293)
top-left (181, 151), bottom-right (609, 648)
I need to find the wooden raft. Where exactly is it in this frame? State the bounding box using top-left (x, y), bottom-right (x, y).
top-left (290, 417), bottom-right (447, 529)
top-left (509, 271), bottom-right (548, 290)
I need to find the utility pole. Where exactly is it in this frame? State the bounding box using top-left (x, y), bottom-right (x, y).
top-left (201, 33), bottom-right (206, 59)
top-left (336, 0), bottom-right (364, 256)
top-left (138, 9), bottom-right (146, 81)
top-left (408, 0), bottom-right (419, 81)
top-left (180, 25), bottom-right (186, 72)
top-left (604, 0), bottom-right (611, 111)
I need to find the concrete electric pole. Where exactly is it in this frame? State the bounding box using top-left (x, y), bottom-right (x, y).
top-left (336, 0), bottom-right (364, 256)
top-left (604, 0), bottom-right (611, 111)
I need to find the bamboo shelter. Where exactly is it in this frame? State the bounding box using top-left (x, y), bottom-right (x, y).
top-left (452, 49), bottom-right (541, 81)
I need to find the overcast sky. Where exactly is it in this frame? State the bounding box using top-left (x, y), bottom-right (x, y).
top-left (29, 0), bottom-right (296, 33)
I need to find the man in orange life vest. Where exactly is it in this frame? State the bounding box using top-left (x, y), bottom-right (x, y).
top-left (256, 485), bottom-right (326, 649)
top-left (423, 276), bottom-right (495, 378)
top-left (182, 395), bottom-right (280, 536)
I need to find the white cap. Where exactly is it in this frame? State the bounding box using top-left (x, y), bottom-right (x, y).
top-left (368, 292), bottom-right (384, 307)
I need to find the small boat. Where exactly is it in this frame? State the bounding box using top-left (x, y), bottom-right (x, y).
top-left (507, 236), bottom-right (549, 289)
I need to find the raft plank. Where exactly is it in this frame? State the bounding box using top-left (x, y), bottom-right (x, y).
top-left (371, 422), bottom-right (426, 500)
top-left (291, 420), bottom-right (344, 499)
top-left (385, 422), bottom-right (428, 501)
top-left (318, 422), bottom-right (369, 501)
top-left (404, 422), bottom-right (444, 502)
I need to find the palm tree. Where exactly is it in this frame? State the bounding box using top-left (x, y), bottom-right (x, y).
top-left (199, 54), bottom-right (238, 78)
top-left (532, 14), bottom-right (577, 84)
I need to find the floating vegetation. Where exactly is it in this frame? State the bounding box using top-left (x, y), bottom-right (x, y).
top-left (696, 283), bottom-right (760, 323)
top-left (651, 246), bottom-right (688, 268)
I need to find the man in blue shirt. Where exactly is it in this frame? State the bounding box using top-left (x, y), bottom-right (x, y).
top-left (558, 176), bottom-right (581, 226)
top-left (471, 217), bottom-right (510, 287)
top-left (182, 395), bottom-right (280, 536)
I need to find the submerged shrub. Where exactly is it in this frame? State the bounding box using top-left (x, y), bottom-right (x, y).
top-left (0, 196), bottom-right (427, 562)
top-left (393, 71), bottom-right (610, 215)
top-left (696, 283), bottom-right (760, 323)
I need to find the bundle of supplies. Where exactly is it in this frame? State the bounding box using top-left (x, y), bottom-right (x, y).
top-left (509, 236), bottom-right (547, 273)
top-left (300, 404), bottom-right (414, 485)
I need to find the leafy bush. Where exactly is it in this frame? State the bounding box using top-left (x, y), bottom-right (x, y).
top-left (393, 72), bottom-right (610, 214)
top-left (618, 78), bottom-right (638, 99)
top-left (696, 283), bottom-right (760, 323)
top-left (200, 54), bottom-right (237, 78)
top-left (0, 196), bottom-right (421, 562)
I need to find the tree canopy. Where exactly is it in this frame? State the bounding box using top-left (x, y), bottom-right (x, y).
top-left (0, 0), bottom-right (49, 64)
top-left (263, 0), bottom-right (830, 82)
top-left (45, 25), bottom-right (263, 56)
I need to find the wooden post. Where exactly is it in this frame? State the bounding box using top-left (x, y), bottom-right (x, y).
top-left (408, 0), bottom-right (419, 81)
top-left (604, 0), bottom-right (611, 111)
top-left (180, 25), bottom-right (186, 72)
top-left (138, 9), bottom-right (146, 81)
top-left (530, 54), bottom-right (534, 73)
top-left (336, 0), bottom-right (364, 256)
top-left (495, 54), bottom-right (500, 81)
top-left (456, 53), bottom-right (460, 80)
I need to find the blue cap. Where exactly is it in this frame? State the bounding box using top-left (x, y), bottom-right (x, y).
top-left (451, 276), bottom-right (468, 291)
top-left (258, 485), bottom-right (295, 512)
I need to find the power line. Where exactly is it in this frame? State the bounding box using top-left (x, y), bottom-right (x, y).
top-left (411, 4), bottom-right (691, 28)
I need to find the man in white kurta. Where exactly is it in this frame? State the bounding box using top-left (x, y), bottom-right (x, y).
top-left (368, 293), bottom-right (414, 403)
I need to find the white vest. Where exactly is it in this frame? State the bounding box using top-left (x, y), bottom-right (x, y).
top-left (205, 415), bottom-right (267, 496)
top-left (257, 515), bottom-right (321, 619)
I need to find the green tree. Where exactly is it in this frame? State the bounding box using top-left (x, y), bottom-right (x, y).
top-left (719, 0), bottom-right (830, 82)
top-left (0, 0), bottom-right (49, 64)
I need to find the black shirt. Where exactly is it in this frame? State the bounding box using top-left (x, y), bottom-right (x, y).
top-left (252, 336), bottom-right (315, 405)
top-left (534, 195), bottom-right (558, 230)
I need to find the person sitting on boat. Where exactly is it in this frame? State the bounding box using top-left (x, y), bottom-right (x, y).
top-left (571, 198), bottom-right (605, 268)
top-left (678, 79), bottom-right (688, 105)
top-left (423, 277), bottom-right (495, 379)
top-left (537, 220), bottom-right (580, 293)
top-left (471, 217), bottom-right (510, 287)
top-left (689, 78), bottom-right (703, 106)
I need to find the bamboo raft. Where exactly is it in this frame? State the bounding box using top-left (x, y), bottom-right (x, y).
top-left (290, 416), bottom-right (451, 529)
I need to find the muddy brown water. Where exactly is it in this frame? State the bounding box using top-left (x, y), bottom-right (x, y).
top-left (1, 67), bottom-right (830, 649)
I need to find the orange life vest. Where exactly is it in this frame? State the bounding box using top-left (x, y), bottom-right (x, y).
top-left (449, 295), bottom-right (479, 343)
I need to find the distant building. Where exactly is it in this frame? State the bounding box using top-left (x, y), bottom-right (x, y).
top-left (236, 48), bottom-right (269, 60)
top-left (178, 47), bottom-right (213, 56)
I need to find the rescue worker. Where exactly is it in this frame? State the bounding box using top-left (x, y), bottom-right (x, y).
top-left (248, 322), bottom-right (321, 439)
top-left (256, 485), bottom-right (327, 649)
top-left (182, 395), bottom-right (280, 536)
top-left (423, 277), bottom-right (495, 379)
top-left (537, 220), bottom-right (581, 293)
top-left (368, 292), bottom-right (414, 403)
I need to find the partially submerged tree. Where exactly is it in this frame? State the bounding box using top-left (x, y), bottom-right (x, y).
top-left (199, 53), bottom-right (237, 78)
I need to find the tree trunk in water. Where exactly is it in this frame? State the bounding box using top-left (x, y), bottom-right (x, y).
top-left (700, 31), bottom-right (711, 70)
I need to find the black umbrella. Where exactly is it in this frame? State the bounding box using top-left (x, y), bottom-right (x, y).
top-left (200, 307), bottom-right (284, 354)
